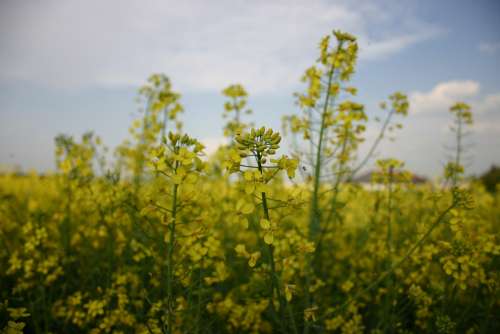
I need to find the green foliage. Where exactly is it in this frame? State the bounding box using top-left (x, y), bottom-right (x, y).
top-left (480, 165), bottom-right (500, 193)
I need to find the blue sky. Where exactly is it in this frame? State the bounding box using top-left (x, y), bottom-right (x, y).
top-left (1, 0), bottom-right (499, 177)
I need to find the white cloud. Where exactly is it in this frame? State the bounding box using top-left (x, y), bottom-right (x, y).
top-left (479, 42), bottom-right (500, 54)
top-left (474, 94), bottom-right (500, 134)
top-left (474, 121), bottom-right (500, 134)
top-left (0, 0), bottom-right (443, 94)
top-left (477, 93), bottom-right (500, 113)
top-left (410, 80), bottom-right (480, 114)
top-left (410, 80), bottom-right (500, 135)
top-left (359, 27), bottom-right (443, 60)
top-left (201, 137), bottom-right (227, 156)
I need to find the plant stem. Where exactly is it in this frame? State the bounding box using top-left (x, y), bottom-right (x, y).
top-left (309, 62), bottom-right (337, 241)
top-left (384, 167), bottom-right (394, 333)
top-left (256, 153), bottom-right (288, 333)
top-left (161, 107), bottom-right (168, 141)
top-left (350, 109), bottom-right (394, 179)
top-left (314, 125), bottom-right (350, 275)
top-left (166, 159), bottom-right (179, 334)
top-left (305, 42), bottom-right (343, 334)
top-left (453, 116), bottom-right (463, 187)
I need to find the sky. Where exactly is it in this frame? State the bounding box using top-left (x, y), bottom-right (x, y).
top-left (0, 0), bottom-right (499, 177)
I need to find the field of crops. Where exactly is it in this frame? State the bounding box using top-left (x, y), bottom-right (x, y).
top-left (1, 30), bottom-right (499, 334)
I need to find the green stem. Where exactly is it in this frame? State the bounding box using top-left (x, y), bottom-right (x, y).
top-left (309, 62), bottom-right (337, 240)
top-left (305, 42), bottom-right (342, 334)
top-left (314, 125), bottom-right (350, 276)
top-left (135, 98), bottom-right (151, 189)
top-left (256, 153), bottom-right (288, 333)
top-left (166, 160), bottom-right (179, 334)
top-left (453, 116), bottom-right (463, 187)
top-left (161, 107), bottom-right (168, 141)
top-left (384, 167), bottom-right (394, 333)
top-left (350, 109), bottom-right (395, 179)
top-left (194, 260), bottom-right (203, 334)
top-left (287, 301), bottom-right (299, 334)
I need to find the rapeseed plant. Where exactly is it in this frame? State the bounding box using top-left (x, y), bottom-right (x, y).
top-left (0, 29), bottom-right (498, 334)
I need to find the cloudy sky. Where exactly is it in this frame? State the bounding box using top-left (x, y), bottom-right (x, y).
top-left (1, 0), bottom-right (499, 177)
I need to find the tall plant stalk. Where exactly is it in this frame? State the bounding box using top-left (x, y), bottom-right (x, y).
top-left (166, 174), bottom-right (178, 334)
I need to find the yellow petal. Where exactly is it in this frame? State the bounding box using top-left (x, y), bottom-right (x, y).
top-left (235, 244), bottom-right (248, 257)
top-left (243, 170), bottom-right (253, 181)
top-left (285, 287), bottom-right (293, 302)
top-left (241, 202), bottom-right (254, 215)
top-left (264, 232), bottom-right (274, 245)
top-left (240, 217), bottom-right (249, 229)
top-left (248, 252), bottom-right (260, 268)
top-left (260, 219), bottom-right (271, 230)
top-left (248, 256), bottom-right (257, 268)
top-left (172, 174), bottom-right (182, 184)
top-left (244, 184), bottom-right (254, 195)
top-left (236, 198), bottom-right (245, 212)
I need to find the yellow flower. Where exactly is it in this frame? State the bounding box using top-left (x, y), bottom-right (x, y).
top-left (4, 321), bottom-right (26, 334)
top-left (264, 232), bottom-right (274, 245)
top-left (248, 252), bottom-right (261, 268)
top-left (284, 284), bottom-right (296, 302)
top-left (341, 280), bottom-right (354, 293)
top-left (7, 307), bottom-right (30, 320)
top-left (304, 306), bottom-right (319, 322)
top-left (234, 244), bottom-right (249, 257)
top-left (236, 198), bottom-right (254, 215)
top-left (260, 219), bottom-right (271, 230)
